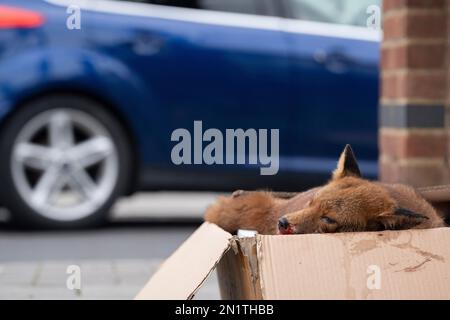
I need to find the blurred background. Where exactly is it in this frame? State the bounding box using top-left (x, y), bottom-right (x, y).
top-left (1, 0), bottom-right (448, 299)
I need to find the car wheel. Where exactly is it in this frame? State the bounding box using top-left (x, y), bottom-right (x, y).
top-left (0, 95), bottom-right (132, 228)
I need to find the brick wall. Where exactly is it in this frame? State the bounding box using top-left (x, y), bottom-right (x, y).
top-left (380, 0), bottom-right (449, 187)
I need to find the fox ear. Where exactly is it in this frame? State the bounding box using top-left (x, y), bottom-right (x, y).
top-left (332, 144), bottom-right (362, 180)
top-left (376, 208), bottom-right (429, 230)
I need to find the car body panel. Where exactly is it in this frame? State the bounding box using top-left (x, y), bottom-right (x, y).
top-left (0, 0), bottom-right (380, 191)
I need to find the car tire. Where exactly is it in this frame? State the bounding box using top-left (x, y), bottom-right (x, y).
top-left (0, 94), bottom-right (132, 229)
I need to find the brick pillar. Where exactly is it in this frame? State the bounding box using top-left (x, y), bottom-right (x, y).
top-left (380, 0), bottom-right (449, 187)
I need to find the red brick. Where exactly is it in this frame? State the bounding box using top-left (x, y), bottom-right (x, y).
top-left (379, 160), bottom-right (400, 182)
top-left (380, 129), bottom-right (447, 158)
top-left (383, 13), bottom-right (406, 40)
top-left (406, 12), bottom-right (446, 39)
top-left (383, 11), bottom-right (446, 41)
top-left (407, 43), bottom-right (446, 68)
top-left (382, 43), bottom-right (446, 70)
top-left (380, 159), bottom-right (449, 186)
top-left (382, 71), bottom-right (446, 101)
top-left (383, 0), bottom-right (445, 11)
top-left (380, 0), bottom-right (449, 188)
top-left (447, 130), bottom-right (450, 158)
top-left (403, 72), bottom-right (447, 100)
top-left (381, 73), bottom-right (399, 100)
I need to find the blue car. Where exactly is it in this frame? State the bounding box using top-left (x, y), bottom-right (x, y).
top-left (0, 0), bottom-right (380, 228)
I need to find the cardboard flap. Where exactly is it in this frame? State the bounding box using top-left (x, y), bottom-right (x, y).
top-left (418, 185), bottom-right (450, 203)
top-left (135, 222), bottom-right (232, 300)
top-left (257, 228), bottom-right (450, 299)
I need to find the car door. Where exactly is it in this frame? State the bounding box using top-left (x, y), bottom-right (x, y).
top-left (280, 0), bottom-right (381, 178)
top-left (92, 0), bottom-right (292, 172)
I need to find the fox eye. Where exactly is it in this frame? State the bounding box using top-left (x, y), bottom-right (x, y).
top-left (320, 216), bottom-right (337, 224)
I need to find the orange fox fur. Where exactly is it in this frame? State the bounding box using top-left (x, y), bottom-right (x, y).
top-left (204, 145), bottom-right (446, 235)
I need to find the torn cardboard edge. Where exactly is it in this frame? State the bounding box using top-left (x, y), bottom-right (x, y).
top-left (217, 235), bottom-right (263, 299)
top-left (135, 222), bottom-right (232, 300)
top-left (136, 223), bottom-right (450, 300)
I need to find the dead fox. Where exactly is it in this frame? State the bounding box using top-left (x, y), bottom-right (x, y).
top-left (204, 145), bottom-right (446, 235)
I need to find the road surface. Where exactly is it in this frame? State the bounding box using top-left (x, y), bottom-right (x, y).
top-left (0, 192), bottom-right (224, 299)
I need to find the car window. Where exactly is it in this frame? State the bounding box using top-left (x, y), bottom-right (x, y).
top-left (198, 0), bottom-right (260, 15)
top-left (114, 0), bottom-right (277, 16)
top-left (286, 0), bottom-right (381, 27)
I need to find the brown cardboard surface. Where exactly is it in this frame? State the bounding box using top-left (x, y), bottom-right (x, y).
top-left (257, 228), bottom-right (450, 299)
top-left (217, 237), bottom-right (263, 299)
top-left (135, 222), bottom-right (231, 300)
top-left (135, 221), bottom-right (450, 300)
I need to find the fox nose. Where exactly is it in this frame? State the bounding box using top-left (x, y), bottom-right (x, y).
top-left (278, 217), bottom-right (289, 230)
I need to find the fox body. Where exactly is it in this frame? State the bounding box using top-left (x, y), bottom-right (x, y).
top-left (204, 145), bottom-right (446, 235)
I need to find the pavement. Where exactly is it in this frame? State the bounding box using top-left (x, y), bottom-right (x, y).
top-left (0, 192), bottom-right (224, 300)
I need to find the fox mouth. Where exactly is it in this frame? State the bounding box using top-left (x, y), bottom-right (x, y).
top-left (278, 217), bottom-right (295, 235)
top-left (278, 225), bottom-right (295, 235)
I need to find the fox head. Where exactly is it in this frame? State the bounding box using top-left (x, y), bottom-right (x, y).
top-left (278, 145), bottom-right (429, 235)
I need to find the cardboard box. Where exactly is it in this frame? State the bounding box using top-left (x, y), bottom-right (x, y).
top-left (136, 222), bottom-right (450, 300)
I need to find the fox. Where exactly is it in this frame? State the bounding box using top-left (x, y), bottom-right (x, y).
top-left (204, 145), bottom-right (446, 235)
